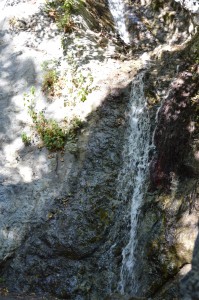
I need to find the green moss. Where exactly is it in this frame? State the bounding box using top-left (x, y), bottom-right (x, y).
top-left (145, 89), bottom-right (159, 107)
top-left (163, 12), bottom-right (175, 25)
top-left (88, 235), bottom-right (102, 243)
top-left (148, 237), bottom-right (183, 278)
top-left (0, 277), bottom-right (5, 283)
top-left (93, 207), bottom-right (111, 227)
top-left (98, 209), bottom-right (110, 225)
top-left (190, 34), bottom-right (199, 63)
top-left (181, 32), bottom-right (199, 64)
top-left (151, 0), bottom-right (164, 12)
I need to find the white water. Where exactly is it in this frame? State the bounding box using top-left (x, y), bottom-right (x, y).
top-left (117, 71), bottom-right (151, 294)
top-left (108, 0), bottom-right (131, 44)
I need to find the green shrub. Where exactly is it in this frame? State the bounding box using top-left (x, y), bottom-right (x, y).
top-left (45, 0), bottom-right (83, 32)
top-left (64, 61), bottom-right (94, 105)
top-left (21, 132), bottom-right (31, 146)
top-left (42, 69), bottom-right (58, 97)
top-left (41, 56), bottom-right (95, 103)
top-left (24, 86), bottom-right (84, 151)
top-left (32, 112), bottom-right (66, 151)
top-left (75, 72), bottom-right (94, 102)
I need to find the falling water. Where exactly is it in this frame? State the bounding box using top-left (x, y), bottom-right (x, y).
top-left (108, 0), bottom-right (131, 44)
top-left (117, 71), bottom-right (152, 295)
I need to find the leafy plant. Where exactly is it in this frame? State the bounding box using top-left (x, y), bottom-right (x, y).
top-left (71, 116), bottom-right (83, 129)
top-left (45, 0), bottom-right (83, 32)
top-left (75, 72), bottom-right (94, 102)
top-left (0, 277), bottom-right (5, 283)
top-left (24, 87), bottom-right (66, 151)
top-left (23, 86), bottom-right (36, 116)
top-left (24, 87), bottom-right (84, 151)
top-left (21, 132), bottom-right (31, 146)
top-left (8, 17), bottom-right (18, 29)
top-left (63, 61), bottom-right (95, 105)
top-left (41, 59), bottom-right (59, 72)
top-left (42, 69), bottom-right (58, 97)
top-left (33, 112), bottom-right (66, 150)
top-left (40, 56), bottom-right (96, 104)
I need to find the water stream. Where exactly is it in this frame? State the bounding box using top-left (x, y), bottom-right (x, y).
top-left (117, 71), bottom-right (152, 295)
top-left (108, 1), bottom-right (153, 294)
top-left (108, 0), bottom-right (131, 44)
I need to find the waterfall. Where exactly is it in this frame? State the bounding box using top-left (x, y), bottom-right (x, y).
top-left (117, 71), bottom-right (152, 295)
top-left (108, 0), bottom-right (131, 44)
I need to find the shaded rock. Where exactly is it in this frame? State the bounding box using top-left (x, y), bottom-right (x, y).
top-left (150, 68), bottom-right (199, 190)
top-left (105, 293), bottom-right (146, 300)
top-left (180, 235), bottom-right (199, 299)
top-left (1, 84), bottom-right (132, 299)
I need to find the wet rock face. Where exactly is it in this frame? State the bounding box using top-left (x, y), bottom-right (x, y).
top-left (130, 62), bottom-right (199, 299)
top-left (132, 182), bottom-right (199, 299)
top-left (1, 86), bottom-right (131, 299)
top-left (150, 68), bottom-right (199, 190)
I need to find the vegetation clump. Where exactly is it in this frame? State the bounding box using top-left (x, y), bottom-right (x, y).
top-left (24, 86), bottom-right (84, 151)
top-left (21, 132), bottom-right (31, 146)
top-left (45, 0), bottom-right (83, 32)
top-left (65, 66), bottom-right (94, 104)
top-left (151, 0), bottom-right (164, 12)
top-left (42, 69), bottom-right (59, 97)
top-left (41, 57), bottom-right (95, 104)
top-left (31, 111), bottom-right (66, 151)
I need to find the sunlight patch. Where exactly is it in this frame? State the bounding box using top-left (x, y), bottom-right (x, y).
top-left (19, 166), bottom-right (32, 182)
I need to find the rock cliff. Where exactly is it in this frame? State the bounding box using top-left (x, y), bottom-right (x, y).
top-left (0, 0), bottom-right (198, 299)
